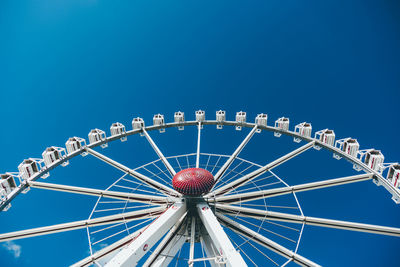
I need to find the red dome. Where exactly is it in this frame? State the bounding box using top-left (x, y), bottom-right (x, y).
top-left (172, 168), bottom-right (214, 196)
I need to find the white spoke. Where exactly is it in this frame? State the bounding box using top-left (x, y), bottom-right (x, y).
top-left (197, 203), bottom-right (248, 267)
top-left (142, 212), bottom-right (187, 267)
top-left (215, 204), bottom-right (400, 237)
top-left (196, 122), bottom-right (201, 168)
top-left (214, 125), bottom-right (258, 184)
top-left (85, 147), bottom-right (180, 197)
top-left (142, 129), bottom-right (176, 177)
top-left (105, 202), bottom-right (187, 267)
top-left (207, 141), bottom-right (315, 197)
top-left (217, 214), bottom-right (320, 267)
top-left (0, 207), bottom-right (165, 242)
top-left (214, 173), bottom-right (374, 204)
top-left (28, 180), bottom-right (169, 205)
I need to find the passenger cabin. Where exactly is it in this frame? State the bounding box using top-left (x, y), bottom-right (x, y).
top-left (364, 149), bottom-right (384, 172)
top-left (1, 173), bottom-right (16, 194)
top-left (294, 122), bottom-right (312, 143)
top-left (195, 110), bottom-right (205, 129)
top-left (235, 111), bottom-right (246, 131)
top-left (174, 111), bottom-right (185, 130)
top-left (315, 129), bottom-right (335, 146)
top-left (42, 146), bottom-right (68, 167)
top-left (255, 114), bottom-right (268, 132)
top-left (88, 129), bottom-right (107, 148)
top-left (387, 164), bottom-right (400, 188)
top-left (216, 110), bottom-right (226, 129)
top-left (274, 117), bottom-right (289, 137)
top-left (111, 122), bottom-right (127, 141)
top-left (18, 159), bottom-right (40, 180)
top-left (153, 114), bottom-right (165, 133)
top-left (66, 137), bottom-right (87, 156)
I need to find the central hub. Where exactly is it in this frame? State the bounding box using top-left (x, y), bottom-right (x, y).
top-left (172, 168), bottom-right (214, 196)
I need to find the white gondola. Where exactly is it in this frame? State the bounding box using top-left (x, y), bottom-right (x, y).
top-left (111, 122), bottom-right (127, 141)
top-left (132, 118), bottom-right (145, 136)
top-left (216, 110), bottom-right (226, 129)
top-left (255, 113), bottom-right (268, 133)
top-left (235, 111), bottom-right (246, 131)
top-left (66, 137), bottom-right (87, 156)
top-left (274, 117), bottom-right (289, 137)
top-left (0, 173), bottom-right (17, 210)
top-left (196, 110), bottom-right (205, 129)
top-left (42, 146), bottom-right (68, 169)
top-left (334, 138), bottom-right (359, 160)
top-left (174, 111), bottom-right (185, 130)
top-left (314, 129), bottom-right (335, 150)
top-left (153, 114), bottom-right (165, 133)
top-left (18, 158), bottom-right (43, 180)
top-left (88, 129), bottom-right (108, 148)
top-left (358, 149), bottom-right (384, 173)
top-left (387, 164), bottom-right (400, 188)
top-left (294, 122), bottom-right (312, 143)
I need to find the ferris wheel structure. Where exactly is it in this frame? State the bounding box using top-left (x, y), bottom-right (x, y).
top-left (0, 110), bottom-right (400, 266)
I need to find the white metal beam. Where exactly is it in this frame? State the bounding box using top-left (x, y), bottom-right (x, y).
top-left (214, 173), bottom-right (374, 204)
top-left (208, 141), bottom-right (315, 197)
top-left (213, 125), bottom-right (258, 185)
top-left (189, 216), bottom-right (196, 266)
top-left (105, 202), bottom-right (186, 267)
top-left (0, 207), bottom-right (165, 242)
top-left (142, 129), bottom-right (176, 177)
top-left (28, 180), bottom-right (170, 205)
top-left (71, 226), bottom-right (147, 267)
top-left (142, 212), bottom-right (187, 267)
top-left (197, 203), bottom-right (247, 267)
top-left (200, 228), bottom-right (221, 267)
top-left (85, 147), bottom-right (180, 197)
top-left (216, 214), bottom-right (320, 267)
top-left (215, 204), bottom-right (400, 237)
top-left (196, 122), bottom-right (201, 168)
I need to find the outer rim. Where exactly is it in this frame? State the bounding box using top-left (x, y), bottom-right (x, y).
top-left (1, 119), bottom-right (399, 211)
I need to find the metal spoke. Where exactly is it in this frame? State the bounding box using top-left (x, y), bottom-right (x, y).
top-left (142, 212), bottom-right (187, 267)
top-left (0, 207), bottom-right (165, 242)
top-left (214, 125), bottom-right (258, 184)
top-left (196, 122), bottom-right (202, 168)
top-left (217, 214), bottom-right (320, 267)
top-left (28, 180), bottom-right (169, 205)
top-left (85, 147), bottom-right (180, 197)
top-left (142, 129), bottom-right (176, 177)
top-left (208, 141), bottom-right (315, 197)
top-left (213, 173), bottom-right (374, 204)
top-left (215, 204), bottom-right (400, 237)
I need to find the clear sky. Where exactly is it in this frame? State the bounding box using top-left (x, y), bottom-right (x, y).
top-left (0, 0), bottom-right (400, 266)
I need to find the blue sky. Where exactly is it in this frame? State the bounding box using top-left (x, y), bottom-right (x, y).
top-left (0, 0), bottom-right (400, 266)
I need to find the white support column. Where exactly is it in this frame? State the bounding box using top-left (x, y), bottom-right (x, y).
top-left (197, 203), bottom-right (247, 267)
top-left (105, 202), bottom-right (187, 267)
top-left (28, 181), bottom-right (169, 205)
top-left (208, 141), bottom-right (315, 197)
top-left (215, 204), bottom-right (400, 237)
top-left (214, 125), bottom-right (258, 184)
top-left (189, 217), bottom-right (196, 266)
top-left (0, 207), bottom-right (165, 242)
top-left (214, 173), bottom-right (374, 204)
top-left (196, 122), bottom-right (201, 168)
top-left (200, 229), bottom-right (221, 267)
top-left (142, 212), bottom-right (187, 267)
top-left (85, 147), bottom-right (180, 197)
top-left (72, 226), bottom-right (147, 267)
top-left (142, 129), bottom-right (176, 177)
top-left (217, 214), bottom-right (320, 267)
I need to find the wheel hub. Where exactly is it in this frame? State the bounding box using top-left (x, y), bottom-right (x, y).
top-left (172, 168), bottom-right (214, 196)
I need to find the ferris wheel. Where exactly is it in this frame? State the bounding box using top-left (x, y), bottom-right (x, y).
top-left (0, 110), bottom-right (399, 266)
